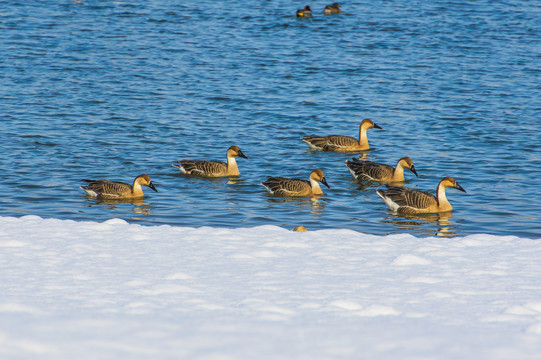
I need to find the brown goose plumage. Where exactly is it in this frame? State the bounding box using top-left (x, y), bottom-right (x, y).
top-left (80, 174), bottom-right (157, 199)
top-left (262, 169), bottom-right (330, 197)
top-left (172, 145), bottom-right (247, 177)
top-left (376, 177), bottom-right (466, 214)
top-left (300, 119), bottom-right (382, 152)
top-left (346, 156), bottom-right (417, 183)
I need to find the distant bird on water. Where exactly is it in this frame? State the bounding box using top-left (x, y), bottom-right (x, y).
top-left (80, 174), bottom-right (157, 199)
top-left (296, 5), bottom-right (313, 18)
top-left (300, 119), bottom-right (382, 152)
top-left (324, 3), bottom-right (342, 15)
top-left (376, 177), bottom-right (466, 214)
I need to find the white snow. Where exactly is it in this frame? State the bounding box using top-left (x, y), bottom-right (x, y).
top-left (1, 215), bottom-right (541, 359)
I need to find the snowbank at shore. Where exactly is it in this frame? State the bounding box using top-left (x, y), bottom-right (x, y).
top-left (1, 215), bottom-right (540, 359)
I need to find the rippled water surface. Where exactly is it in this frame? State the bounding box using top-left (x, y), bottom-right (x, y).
top-left (1, 0), bottom-right (540, 238)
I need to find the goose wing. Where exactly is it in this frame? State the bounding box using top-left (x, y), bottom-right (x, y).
top-left (323, 135), bottom-right (358, 149)
top-left (301, 135), bottom-right (358, 151)
top-left (262, 177), bottom-right (311, 197)
top-left (382, 185), bottom-right (438, 214)
top-left (177, 160), bottom-right (227, 176)
top-left (346, 159), bottom-right (393, 181)
top-left (81, 179), bottom-right (131, 198)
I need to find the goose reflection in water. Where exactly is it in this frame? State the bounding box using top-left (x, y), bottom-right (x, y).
top-left (382, 212), bottom-right (458, 237)
top-left (225, 178), bottom-right (243, 185)
top-left (86, 198), bottom-right (152, 215)
top-left (265, 196), bottom-right (326, 215)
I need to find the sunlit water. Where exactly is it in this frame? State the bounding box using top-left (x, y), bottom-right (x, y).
top-left (1, 0), bottom-right (540, 238)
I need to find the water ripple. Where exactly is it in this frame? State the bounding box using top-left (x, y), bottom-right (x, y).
top-left (0, 0), bottom-right (540, 238)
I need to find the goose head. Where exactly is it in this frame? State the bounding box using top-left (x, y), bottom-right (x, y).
top-left (361, 118), bottom-right (382, 130)
top-left (227, 145), bottom-right (248, 159)
top-left (400, 156), bottom-right (418, 177)
top-left (440, 177), bottom-right (466, 193)
top-left (311, 169), bottom-right (330, 189)
top-left (136, 174), bottom-right (158, 192)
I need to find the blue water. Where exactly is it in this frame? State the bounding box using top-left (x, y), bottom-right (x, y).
top-left (1, 0), bottom-right (540, 238)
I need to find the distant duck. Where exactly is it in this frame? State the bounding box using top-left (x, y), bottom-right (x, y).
top-left (324, 3), bottom-right (341, 15)
top-left (300, 119), bottom-right (382, 152)
top-left (80, 174), bottom-right (157, 199)
top-left (376, 177), bottom-right (466, 214)
top-left (296, 5), bottom-right (313, 18)
top-left (262, 169), bottom-right (330, 197)
top-left (346, 156), bottom-right (418, 183)
top-left (172, 145), bottom-right (247, 177)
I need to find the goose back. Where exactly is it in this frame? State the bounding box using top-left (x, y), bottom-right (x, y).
top-left (81, 179), bottom-right (133, 199)
top-left (262, 169), bottom-right (329, 197)
top-left (346, 156), bottom-right (416, 183)
top-left (172, 145), bottom-right (247, 177)
top-left (376, 177), bottom-right (465, 214)
top-left (346, 158), bottom-right (394, 182)
top-left (262, 177), bottom-right (313, 197)
top-left (300, 119), bottom-right (381, 152)
top-left (377, 185), bottom-right (438, 214)
top-left (301, 135), bottom-right (359, 152)
top-left (80, 174), bottom-right (156, 199)
top-left (174, 160), bottom-right (228, 177)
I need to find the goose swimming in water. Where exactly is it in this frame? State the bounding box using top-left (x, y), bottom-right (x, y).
top-left (172, 145), bottom-right (248, 177)
top-left (324, 3), bottom-right (341, 15)
top-left (376, 177), bottom-right (466, 214)
top-left (300, 119), bottom-right (382, 152)
top-left (346, 156), bottom-right (418, 183)
top-left (262, 169), bottom-right (330, 197)
top-left (80, 174), bottom-right (157, 199)
top-left (296, 5), bottom-right (313, 18)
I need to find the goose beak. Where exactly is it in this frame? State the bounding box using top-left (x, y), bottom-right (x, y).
top-left (455, 182), bottom-right (466, 193)
top-left (373, 123), bottom-right (382, 129)
top-left (321, 177), bottom-right (330, 189)
top-left (148, 182), bottom-right (158, 192)
top-left (238, 149), bottom-right (248, 159)
top-left (410, 165), bottom-right (418, 177)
